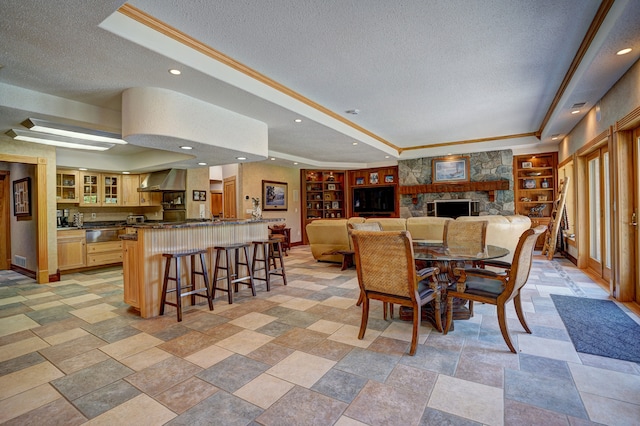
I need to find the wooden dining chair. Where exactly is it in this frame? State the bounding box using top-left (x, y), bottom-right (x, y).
top-left (444, 225), bottom-right (546, 353)
top-left (351, 229), bottom-right (441, 355)
top-left (443, 219), bottom-right (488, 256)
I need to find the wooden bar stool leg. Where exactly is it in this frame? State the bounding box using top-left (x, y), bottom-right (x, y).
top-left (175, 256), bottom-right (183, 322)
top-left (160, 255), bottom-right (172, 316)
top-left (200, 252), bottom-right (214, 311)
top-left (226, 248), bottom-right (234, 304)
top-left (244, 245), bottom-right (256, 296)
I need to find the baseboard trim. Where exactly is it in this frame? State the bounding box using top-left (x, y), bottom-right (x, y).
top-left (10, 264), bottom-right (36, 279)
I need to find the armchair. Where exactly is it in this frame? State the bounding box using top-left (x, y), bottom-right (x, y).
top-left (351, 230), bottom-right (441, 356)
top-left (444, 225), bottom-right (546, 353)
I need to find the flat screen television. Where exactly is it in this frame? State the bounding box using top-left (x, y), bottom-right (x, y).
top-left (352, 186), bottom-right (396, 214)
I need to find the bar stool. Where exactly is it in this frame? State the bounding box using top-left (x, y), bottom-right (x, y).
top-left (251, 239), bottom-right (287, 291)
top-left (211, 243), bottom-right (255, 304)
top-left (160, 249), bottom-right (213, 322)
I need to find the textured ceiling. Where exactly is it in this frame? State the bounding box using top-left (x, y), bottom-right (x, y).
top-left (0, 0), bottom-right (639, 172)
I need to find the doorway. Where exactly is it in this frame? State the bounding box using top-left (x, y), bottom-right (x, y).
top-left (0, 171), bottom-right (11, 270)
top-left (223, 176), bottom-right (237, 219)
top-left (210, 191), bottom-right (223, 218)
top-left (586, 147), bottom-right (612, 282)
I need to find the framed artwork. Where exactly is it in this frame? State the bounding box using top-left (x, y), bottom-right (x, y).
top-left (193, 190), bottom-right (207, 201)
top-left (522, 161), bottom-right (533, 169)
top-left (384, 175), bottom-right (394, 183)
top-left (13, 177), bottom-right (32, 217)
top-left (356, 177), bottom-right (364, 185)
top-left (327, 183), bottom-right (336, 191)
top-left (331, 201), bottom-right (340, 209)
top-left (432, 156), bottom-right (470, 183)
top-left (262, 180), bottom-right (288, 211)
top-left (370, 172), bottom-right (379, 184)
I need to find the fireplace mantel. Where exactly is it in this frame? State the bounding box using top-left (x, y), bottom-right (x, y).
top-left (399, 180), bottom-right (509, 204)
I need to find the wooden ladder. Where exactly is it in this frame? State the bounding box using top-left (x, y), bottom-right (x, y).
top-left (541, 176), bottom-right (570, 260)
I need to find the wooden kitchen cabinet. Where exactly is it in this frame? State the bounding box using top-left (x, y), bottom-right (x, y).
top-left (122, 174), bottom-right (140, 207)
top-left (123, 239), bottom-right (140, 308)
top-left (86, 241), bottom-right (123, 266)
top-left (57, 229), bottom-right (86, 271)
top-left (56, 170), bottom-right (79, 203)
top-left (139, 174), bottom-right (162, 206)
top-left (79, 172), bottom-right (122, 206)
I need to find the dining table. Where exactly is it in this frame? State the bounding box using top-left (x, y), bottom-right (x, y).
top-left (402, 242), bottom-right (510, 330)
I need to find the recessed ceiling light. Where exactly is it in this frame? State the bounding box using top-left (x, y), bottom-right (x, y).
top-left (79, 168), bottom-right (87, 171)
top-left (270, 157), bottom-right (275, 161)
top-left (345, 109), bottom-right (360, 115)
top-left (385, 155), bottom-right (390, 159)
top-left (571, 110), bottom-right (580, 114)
top-left (198, 162), bottom-right (207, 166)
top-left (616, 48), bottom-right (632, 56)
top-left (122, 171), bottom-right (130, 174)
top-left (551, 134), bottom-right (560, 140)
top-left (180, 146), bottom-right (193, 150)
top-left (169, 69), bottom-right (181, 75)
top-left (294, 118), bottom-right (302, 123)
top-left (352, 142), bottom-right (358, 145)
top-left (293, 162), bottom-right (299, 165)
top-left (236, 156), bottom-right (246, 160)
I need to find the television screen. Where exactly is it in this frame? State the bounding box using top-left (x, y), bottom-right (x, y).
top-left (352, 186), bottom-right (395, 213)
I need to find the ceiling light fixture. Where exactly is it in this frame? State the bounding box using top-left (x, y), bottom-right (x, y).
top-left (571, 110), bottom-right (580, 114)
top-left (79, 168), bottom-right (87, 171)
top-left (551, 134), bottom-right (560, 140)
top-left (294, 118), bottom-right (302, 123)
top-left (198, 162), bottom-right (207, 166)
top-left (236, 157), bottom-right (247, 160)
top-left (6, 129), bottom-right (115, 151)
top-left (22, 118), bottom-right (127, 144)
top-left (345, 109), bottom-right (360, 115)
top-left (169, 69), bottom-right (181, 75)
top-left (122, 171), bottom-right (130, 174)
top-left (270, 157), bottom-right (276, 161)
top-left (352, 142), bottom-right (358, 145)
top-left (180, 146), bottom-right (193, 150)
top-left (293, 162), bottom-right (299, 165)
top-left (616, 48), bottom-right (632, 55)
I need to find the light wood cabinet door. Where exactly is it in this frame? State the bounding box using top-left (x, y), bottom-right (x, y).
top-left (57, 230), bottom-right (86, 270)
top-left (122, 174), bottom-right (140, 207)
top-left (79, 172), bottom-right (100, 206)
top-left (56, 170), bottom-right (79, 203)
top-left (123, 239), bottom-right (139, 308)
top-left (101, 174), bottom-right (120, 206)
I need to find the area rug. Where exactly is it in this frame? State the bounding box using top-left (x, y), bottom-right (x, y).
top-left (551, 294), bottom-right (640, 363)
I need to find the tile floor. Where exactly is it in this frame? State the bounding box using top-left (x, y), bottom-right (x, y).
top-left (1, 246), bottom-right (639, 425)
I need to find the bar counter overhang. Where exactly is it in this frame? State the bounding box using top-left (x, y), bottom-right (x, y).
top-left (120, 219), bottom-right (280, 318)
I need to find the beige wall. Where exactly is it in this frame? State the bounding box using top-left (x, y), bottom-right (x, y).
top-left (0, 136), bottom-right (58, 273)
top-left (240, 162), bottom-right (302, 244)
top-left (9, 163), bottom-right (37, 271)
top-left (186, 167), bottom-right (210, 219)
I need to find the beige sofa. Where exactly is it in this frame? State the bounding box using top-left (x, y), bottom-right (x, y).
top-left (305, 215), bottom-right (531, 264)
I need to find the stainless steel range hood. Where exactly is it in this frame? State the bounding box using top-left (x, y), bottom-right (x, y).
top-left (138, 169), bottom-right (186, 192)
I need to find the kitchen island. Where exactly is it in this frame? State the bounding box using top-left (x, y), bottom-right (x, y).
top-left (121, 219), bottom-right (279, 318)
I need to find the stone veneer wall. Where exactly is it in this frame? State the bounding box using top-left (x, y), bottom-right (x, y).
top-left (398, 149), bottom-right (514, 217)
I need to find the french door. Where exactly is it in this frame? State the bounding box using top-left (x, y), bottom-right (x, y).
top-left (586, 147), bottom-right (612, 281)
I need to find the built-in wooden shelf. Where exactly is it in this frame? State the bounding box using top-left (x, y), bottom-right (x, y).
top-left (399, 180), bottom-right (510, 203)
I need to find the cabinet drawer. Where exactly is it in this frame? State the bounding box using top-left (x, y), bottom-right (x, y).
top-left (86, 241), bottom-right (122, 253)
top-left (87, 251), bottom-right (123, 266)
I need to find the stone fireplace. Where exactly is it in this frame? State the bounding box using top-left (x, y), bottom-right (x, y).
top-left (398, 149), bottom-right (514, 217)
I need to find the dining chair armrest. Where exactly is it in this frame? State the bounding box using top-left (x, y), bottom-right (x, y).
top-left (417, 266), bottom-right (440, 278)
top-left (462, 268), bottom-right (502, 279)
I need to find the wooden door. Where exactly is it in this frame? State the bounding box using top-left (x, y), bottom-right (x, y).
top-left (210, 192), bottom-right (223, 217)
top-left (0, 171), bottom-right (10, 270)
top-left (223, 176), bottom-right (237, 219)
top-left (586, 147), bottom-right (612, 281)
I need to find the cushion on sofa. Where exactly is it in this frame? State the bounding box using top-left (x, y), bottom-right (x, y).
top-left (406, 217), bottom-right (452, 242)
top-left (364, 218), bottom-right (407, 231)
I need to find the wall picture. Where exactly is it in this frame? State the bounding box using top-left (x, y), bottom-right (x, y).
top-left (262, 180), bottom-right (288, 211)
top-left (369, 172), bottom-right (379, 184)
top-left (432, 157), bottom-right (470, 183)
top-left (13, 177), bottom-right (31, 218)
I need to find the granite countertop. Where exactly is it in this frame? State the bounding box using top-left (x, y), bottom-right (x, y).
top-left (129, 218), bottom-right (284, 229)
